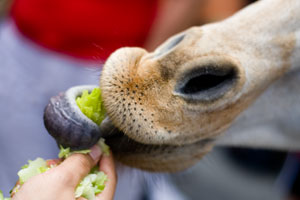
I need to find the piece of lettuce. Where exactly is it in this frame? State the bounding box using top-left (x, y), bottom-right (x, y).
top-left (58, 139), bottom-right (109, 159)
top-left (58, 145), bottom-right (91, 159)
top-left (0, 190), bottom-right (11, 200)
top-left (75, 170), bottom-right (108, 200)
top-left (18, 158), bottom-right (49, 184)
top-left (76, 88), bottom-right (106, 125)
top-left (98, 138), bottom-right (110, 156)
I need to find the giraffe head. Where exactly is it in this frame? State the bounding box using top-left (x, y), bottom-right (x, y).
top-left (44, 0), bottom-right (299, 172)
top-left (100, 30), bottom-right (249, 172)
top-left (100, 0), bottom-right (297, 172)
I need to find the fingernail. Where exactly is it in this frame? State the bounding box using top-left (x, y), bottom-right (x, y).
top-left (89, 145), bottom-right (102, 162)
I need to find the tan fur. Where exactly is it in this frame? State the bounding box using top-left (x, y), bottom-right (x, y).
top-left (100, 0), bottom-right (300, 172)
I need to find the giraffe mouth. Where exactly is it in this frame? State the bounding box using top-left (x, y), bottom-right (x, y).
top-left (99, 116), bottom-right (214, 155)
top-left (43, 85), bottom-right (215, 171)
top-left (105, 129), bottom-right (214, 155)
top-left (100, 118), bottom-right (215, 172)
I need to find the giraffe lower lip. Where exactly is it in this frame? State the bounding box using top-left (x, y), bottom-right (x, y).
top-left (102, 123), bottom-right (215, 155)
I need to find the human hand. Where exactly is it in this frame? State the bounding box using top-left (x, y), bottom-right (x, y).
top-left (12, 145), bottom-right (117, 200)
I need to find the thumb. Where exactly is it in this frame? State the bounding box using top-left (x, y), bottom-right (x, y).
top-left (54, 145), bottom-right (102, 188)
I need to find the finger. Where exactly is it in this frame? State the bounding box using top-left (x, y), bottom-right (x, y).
top-left (96, 151), bottom-right (117, 200)
top-left (54, 145), bottom-right (102, 188)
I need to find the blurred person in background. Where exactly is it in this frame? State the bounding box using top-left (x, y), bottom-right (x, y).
top-left (3, 0), bottom-right (297, 200)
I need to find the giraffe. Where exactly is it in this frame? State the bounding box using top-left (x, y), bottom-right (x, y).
top-left (45, 0), bottom-right (300, 172)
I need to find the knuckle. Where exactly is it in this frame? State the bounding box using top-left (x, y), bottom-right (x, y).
top-left (50, 154), bottom-right (92, 186)
top-left (74, 154), bottom-right (91, 171)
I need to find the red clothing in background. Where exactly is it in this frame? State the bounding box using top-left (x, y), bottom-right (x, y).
top-left (11, 0), bottom-right (158, 60)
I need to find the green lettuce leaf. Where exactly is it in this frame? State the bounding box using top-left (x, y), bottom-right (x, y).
top-left (17, 158), bottom-right (49, 184)
top-left (75, 171), bottom-right (108, 200)
top-left (1, 189), bottom-right (11, 200)
top-left (98, 138), bottom-right (110, 156)
top-left (58, 146), bottom-right (91, 159)
top-left (76, 88), bottom-right (106, 125)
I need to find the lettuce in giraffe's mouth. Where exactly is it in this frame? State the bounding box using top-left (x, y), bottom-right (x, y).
top-left (76, 88), bottom-right (106, 126)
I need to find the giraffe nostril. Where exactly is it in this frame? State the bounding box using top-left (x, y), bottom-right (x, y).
top-left (175, 64), bottom-right (238, 102)
top-left (182, 69), bottom-right (236, 94)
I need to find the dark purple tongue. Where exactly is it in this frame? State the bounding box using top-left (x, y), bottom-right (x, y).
top-left (43, 86), bottom-right (102, 150)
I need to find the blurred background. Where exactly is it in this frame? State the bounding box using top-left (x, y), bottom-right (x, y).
top-left (0, 0), bottom-right (299, 199)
